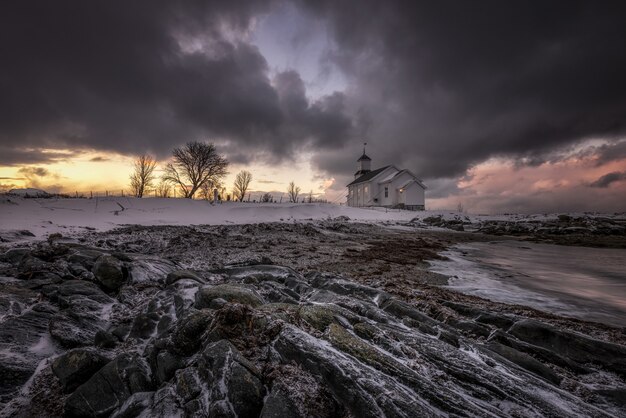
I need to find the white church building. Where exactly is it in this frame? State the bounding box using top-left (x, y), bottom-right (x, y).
top-left (346, 151), bottom-right (426, 210)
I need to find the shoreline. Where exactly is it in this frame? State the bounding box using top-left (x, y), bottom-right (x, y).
top-left (1, 220), bottom-right (626, 416)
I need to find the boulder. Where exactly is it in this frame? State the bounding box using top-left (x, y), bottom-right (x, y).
top-left (92, 255), bottom-right (126, 291)
top-left (200, 340), bottom-right (264, 418)
top-left (194, 284), bottom-right (264, 309)
top-left (94, 330), bottom-right (117, 348)
top-left (170, 310), bottom-right (214, 356)
top-left (65, 353), bottom-right (153, 418)
top-left (49, 313), bottom-right (102, 348)
top-left (51, 348), bottom-right (111, 392)
top-left (175, 367), bottom-right (203, 403)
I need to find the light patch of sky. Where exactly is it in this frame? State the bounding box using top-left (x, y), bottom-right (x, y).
top-left (0, 149), bottom-right (340, 202)
top-left (250, 2), bottom-right (347, 99)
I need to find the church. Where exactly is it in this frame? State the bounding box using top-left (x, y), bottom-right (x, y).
top-left (346, 149), bottom-right (426, 210)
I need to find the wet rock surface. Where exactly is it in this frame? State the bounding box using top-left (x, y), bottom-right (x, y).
top-left (0, 222), bottom-right (625, 417)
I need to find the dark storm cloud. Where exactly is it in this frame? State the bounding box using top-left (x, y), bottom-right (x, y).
top-left (594, 140), bottom-right (626, 166)
top-left (0, 0), bottom-right (352, 164)
top-left (299, 0), bottom-right (626, 178)
top-left (0, 146), bottom-right (77, 166)
top-left (589, 171), bottom-right (626, 188)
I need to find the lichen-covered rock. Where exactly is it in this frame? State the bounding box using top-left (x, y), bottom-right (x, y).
top-left (92, 255), bottom-right (126, 291)
top-left (194, 284), bottom-right (264, 308)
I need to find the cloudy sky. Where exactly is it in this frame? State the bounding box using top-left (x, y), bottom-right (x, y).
top-left (1, 0), bottom-right (625, 212)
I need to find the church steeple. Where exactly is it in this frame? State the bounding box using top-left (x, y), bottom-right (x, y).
top-left (355, 142), bottom-right (372, 178)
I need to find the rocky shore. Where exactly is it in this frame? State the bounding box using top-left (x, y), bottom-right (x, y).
top-left (417, 213), bottom-right (626, 248)
top-left (1, 220), bottom-right (625, 417)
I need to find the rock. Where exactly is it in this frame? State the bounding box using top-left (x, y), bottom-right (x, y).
top-left (208, 297), bottom-right (228, 310)
top-left (49, 312), bottom-right (103, 348)
top-left (326, 323), bottom-right (419, 386)
top-left (381, 298), bottom-right (440, 329)
top-left (508, 319), bottom-right (626, 376)
top-left (274, 325), bottom-right (434, 417)
top-left (68, 248), bottom-right (105, 270)
top-left (51, 348), bottom-right (111, 392)
top-left (165, 269), bottom-right (203, 285)
top-left (475, 312), bottom-right (516, 330)
top-left (194, 284), bottom-right (264, 309)
top-left (299, 304), bottom-right (355, 332)
top-left (155, 351), bottom-right (185, 384)
top-left (0, 248), bottom-right (30, 264)
top-left (94, 330), bottom-right (117, 348)
top-left (260, 364), bottom-right (341, 418)
top-left (483, 342), bottom-right (562, 385)
top-left (65, 353), bottom-right (153, 418)
top-left (92, 255), bottom-right (126, 291)
top-left (110, 391), bottom-right (154, 418)
top-left (127, 256), bottom-right (177, 285)
top-left (170, 310), bottom-right (214, 356)
top-left (175, 367), bottom-right (203, 403)
top-left (200, 340), bottom-right (264, 418)
top-left (146, 384), bottom-right (185, 417)
top-left (110, 324), bottom-right (131, 342)
top-left (128, 312), bottom-right (160, 339)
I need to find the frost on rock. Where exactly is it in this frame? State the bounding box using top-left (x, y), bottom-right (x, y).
top-left (0, 225), bottom-right (625, 417)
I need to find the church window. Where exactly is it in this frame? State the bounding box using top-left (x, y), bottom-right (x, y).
top-left (384, 187), bottom-right (388, 198)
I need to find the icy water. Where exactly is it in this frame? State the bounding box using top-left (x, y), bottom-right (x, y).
top-left (428, 240), bottom-right (626, 327)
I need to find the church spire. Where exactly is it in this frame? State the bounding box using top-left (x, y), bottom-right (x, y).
top-left (355, 142), bottom-right (372, 178)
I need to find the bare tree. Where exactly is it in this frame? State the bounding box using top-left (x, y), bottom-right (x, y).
top-left (162, 141), bottom-right (229, 199)
top-left (156, 179), bottom-right (171, 198)
top-left (129, 154), bottom-right (157, 198)
top-left (233, 170), bottom-right (252, 202)
top-left (287, 181), bottom-right (301, 203)
top-left (261, 193), bottom-right (272, 203)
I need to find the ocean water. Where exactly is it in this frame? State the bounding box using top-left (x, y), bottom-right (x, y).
top-left (428, 240), bottom-right (626, 327)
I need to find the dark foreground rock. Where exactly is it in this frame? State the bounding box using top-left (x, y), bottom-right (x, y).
top-left (1, 237), bottom-right (625, 417)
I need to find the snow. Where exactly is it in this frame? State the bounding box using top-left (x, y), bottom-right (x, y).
top-left (0, 196), bottom-right (421, 239)
top-left (1, 194), bottom-right (621, 242)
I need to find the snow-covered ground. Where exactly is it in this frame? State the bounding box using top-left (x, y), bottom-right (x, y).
top-left (0, 196), bottom-right (419, 239)
top-left (1, 194), bottom-right (622, 241)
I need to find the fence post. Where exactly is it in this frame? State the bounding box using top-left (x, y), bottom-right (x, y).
top-left (90, 191), bottom-right (93, 199)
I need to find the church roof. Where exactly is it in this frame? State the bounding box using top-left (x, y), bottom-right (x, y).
top-left (357, 153), bottom-right (371, 161)
top-left (347, 165), bottom-right (391, 186)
